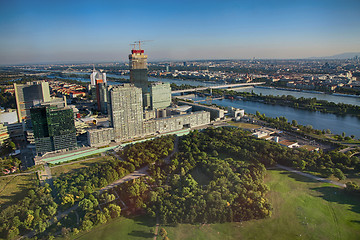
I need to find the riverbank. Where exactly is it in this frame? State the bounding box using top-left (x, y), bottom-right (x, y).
top-left (257, 86), bottom-right (360, 98)
top-left (211, 88), bottom-right (360, 118)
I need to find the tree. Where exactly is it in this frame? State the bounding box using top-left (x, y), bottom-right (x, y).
top-left (96, 212), bottom-right (107, 224)
top-left (108, 204), bottom-right (121, 218)
top-left (79, 198), bottom-right (94, 212)
top-left (73, 228), bottom-right (80, 235)
top-left (7, 226), bottom-right (19, 239)
top-left (159, 227), bottom-right (167, 237)
top-left (61, 194), bottom-right (75, 206)
top-left (345, 182), bottom-right (359, 193)
top-left (291, 120), bottom-right (298, 126)
top-left (212, 150), bottom-right (219, 157)
top-left (81, 219), bottom-right (93, 231)
top-left (333, 168), bottom-right (345, 180)
top-left (61, 227), bottom-right (70, 239)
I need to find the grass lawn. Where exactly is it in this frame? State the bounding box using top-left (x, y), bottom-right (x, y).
top-left (60, 169), bottom-right (360, 240)
top-left (50, 156), bottom-right (109, 177)
top-left (227, 121), bottom-right (261, 130)
top-left (71, 215), bottom-right (156, 240)
top-left (0, 173), bottom-right (36, 210)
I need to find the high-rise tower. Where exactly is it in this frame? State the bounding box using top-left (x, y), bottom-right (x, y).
top-left (129, 42), bottom-right (149, 93)
top-left (90, 67), bottom-right (107, 86)
top-left (108, 84), bottom-right (143, 141)
top-left (14, 81), bottom-right (51, 123)
top-left (31, 105), bottom-right (76, 155)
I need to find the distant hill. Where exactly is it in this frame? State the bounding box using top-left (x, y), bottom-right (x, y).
top-left (309, 52), bottom-right (360, 59)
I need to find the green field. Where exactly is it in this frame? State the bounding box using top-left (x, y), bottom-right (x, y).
top-left (62, 169), bottom-right (360, 240)
top-left (0, 173), bottom-right (36, 210)
top-left (50, 156), bottom-right (109, 177)
top-left (71, 216), bottom-right (156, 240)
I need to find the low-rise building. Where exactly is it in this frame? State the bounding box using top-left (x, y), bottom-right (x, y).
top-left (177, 100), bottom-right (224, 121)
top-left (279, 140), bottom-right (299, 148)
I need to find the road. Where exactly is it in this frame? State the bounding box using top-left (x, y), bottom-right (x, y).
top-left (276, 164), bottom-right (346, 188)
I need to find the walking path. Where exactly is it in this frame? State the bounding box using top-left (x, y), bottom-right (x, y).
top-left (153, 217), bottom-right (160, 240)
top-left (276, 164), bottom-right (346, 187)
top-left (0, 171), bottom-right (34, 178)
top-left (99, 166), bottom-right (149, 193)
top-left (38, 163), bottom-right (54, 186)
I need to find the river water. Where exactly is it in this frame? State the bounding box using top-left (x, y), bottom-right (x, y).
top-left (49, 74), bottom-right (360, 138)
top-left (237, 87), bottom-right (360, 106)
top-left (192, 96), bottom-right (360, 138)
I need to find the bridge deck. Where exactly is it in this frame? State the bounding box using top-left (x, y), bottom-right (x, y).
top-left (171, 82), bottom-right (265, 94)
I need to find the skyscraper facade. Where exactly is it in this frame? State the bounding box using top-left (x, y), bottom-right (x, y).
top-left (98, 82), bottom-right (109, 114)
top-left (90, 68), bottom-right (107, 86)
top-left (150, 82), bottom-right (172, 110)
top-left (14, 81), bottom-right (51, 123)
top-left (31, 106), bottom-right (76, 154)
top-left (108, 84), bottom-right (143, 141)
top-left (129, 47), bottom-right (149, 93)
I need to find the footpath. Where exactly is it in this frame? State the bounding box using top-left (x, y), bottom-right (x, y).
top-left (276, 164), bottom-right (346, 188)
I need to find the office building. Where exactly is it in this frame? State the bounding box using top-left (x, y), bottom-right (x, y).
top-left (98, 82), bottom-right (109, 114)
top-left (14, 81), bottom-right (51, 123)
top-left (90, 67), bottom-right (107, 111)
top-left (31, 106), bottom-right (76, 155)
top-left (108, 84), bottom-right (143, 141)
top-left (129, 46), bottom-right (149, 93)
top-left (150, 82), bottom-right (171, 110)
top-left (90, 68), bottom-right (107, 86)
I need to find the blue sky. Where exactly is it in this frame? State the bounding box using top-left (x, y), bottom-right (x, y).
top-left (0, 0), bottom-right (359, 64)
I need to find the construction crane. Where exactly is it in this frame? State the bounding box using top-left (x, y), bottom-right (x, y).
top-left (132, 40), bottom-right (153, 50)
top-left (129, 43), bottom-right (136, 50)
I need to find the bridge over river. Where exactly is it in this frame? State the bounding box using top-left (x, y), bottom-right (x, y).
top-left (171, 82), bottom-right (265, 94)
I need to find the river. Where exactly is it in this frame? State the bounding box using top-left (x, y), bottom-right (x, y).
top-left (48, 74), bottom-right (360, 138)
top-left (192, 96), bottom-right (360, 138)
top-left (237, 86), bottom-right (360, 106)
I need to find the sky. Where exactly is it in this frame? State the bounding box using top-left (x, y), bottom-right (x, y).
top-left (0, 0), bottom-right (359, 65)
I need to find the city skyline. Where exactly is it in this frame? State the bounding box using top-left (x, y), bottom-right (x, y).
top-left (0, 0), bottom-right (360, 65)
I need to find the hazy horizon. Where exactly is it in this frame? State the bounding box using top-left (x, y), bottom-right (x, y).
top-left (1, 0), bottom-right (360, 65)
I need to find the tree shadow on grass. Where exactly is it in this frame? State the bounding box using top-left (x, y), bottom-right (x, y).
top-left (279, 171), bottom-right (318, 183)
top-left (128, 230), bottom-right (154, 238)
top-left (0, 176), bottom-right (34, 211)
top-left (350, 220), bottom-right (360, 224)
top-left (311, 186), bottom-right (360, 214)
top-left (133, 215), bottom-right (156, 227)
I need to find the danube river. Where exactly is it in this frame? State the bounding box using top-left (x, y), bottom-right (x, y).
top-left (192, 96), bottom-right (360, 138)
top-left (50, 74), bottom-right (360, 138)
top-left (237, 86), bottom-right (360, 106)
